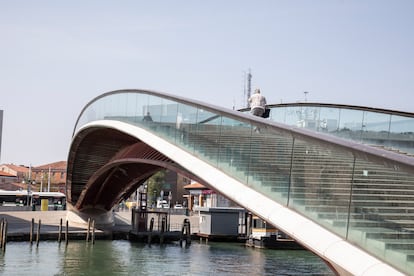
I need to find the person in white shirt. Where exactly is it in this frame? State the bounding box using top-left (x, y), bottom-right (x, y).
top-left (248, 88), bottom-right (267, 117)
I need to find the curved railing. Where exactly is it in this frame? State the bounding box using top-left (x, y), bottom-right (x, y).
top-left (240, 103), bottom-right (414, 155)
top-left (74, 89), bottom-right (414, 275)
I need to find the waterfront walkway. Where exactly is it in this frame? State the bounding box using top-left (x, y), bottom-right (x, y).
top-left (0, 210), bottom-right (199, 241)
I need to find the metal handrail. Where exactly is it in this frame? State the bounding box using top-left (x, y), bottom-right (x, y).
top-left (73, 89), bottom-right (414, 173)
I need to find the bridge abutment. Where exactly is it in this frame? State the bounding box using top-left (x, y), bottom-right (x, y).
top-left (66, 204), bottom-right (114, 227)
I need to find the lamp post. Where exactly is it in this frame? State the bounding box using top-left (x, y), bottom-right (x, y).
top-left (27, 165), bottom-right (32, 207)
top-left (304, 91), bottom-right (309, 102)
top-left (47, 167), bottom-right (51, 192)
top-left (40, 171), bottom-right (44, 192)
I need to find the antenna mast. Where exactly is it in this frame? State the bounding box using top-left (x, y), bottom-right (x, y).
top-left (246, 69), bottom-right (252, 108)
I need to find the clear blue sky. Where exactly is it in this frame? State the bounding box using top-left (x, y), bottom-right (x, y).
top-left (0, 0), bottom-right (413, 166)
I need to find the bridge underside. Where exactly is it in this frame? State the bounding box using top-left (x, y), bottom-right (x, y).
top-left (66, 126), bottom-right (203, 226)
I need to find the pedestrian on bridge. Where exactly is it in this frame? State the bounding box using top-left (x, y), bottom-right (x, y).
top-left (143, 112), bottom-right (153, 122)
top-left (248, 88), bottom-right (267, 117)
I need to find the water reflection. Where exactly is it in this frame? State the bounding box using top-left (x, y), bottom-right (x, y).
top-left (0, 241), bottom-right (334, 275)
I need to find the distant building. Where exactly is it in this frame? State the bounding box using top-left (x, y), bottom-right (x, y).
top-left (184, 182), bottom-right (238, 210)
top-left (0, 170), bottom-right (18, 190)
top-left (153, 170), bottom-right (191, 207)
top-left (0, 164), bottom-right (29, 184)
top-left (0, 161), bottom-right (67, 193)
top-left (31, 161), bottom-right (67, 193)
top-left (185, 182), bottom-right (247, 240)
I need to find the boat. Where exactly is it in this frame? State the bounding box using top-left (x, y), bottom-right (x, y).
top-left (245, 216), bottom-right (304, 250)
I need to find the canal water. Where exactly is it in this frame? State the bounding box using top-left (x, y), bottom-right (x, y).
top-left (0, 240), bottom-right (334, 275)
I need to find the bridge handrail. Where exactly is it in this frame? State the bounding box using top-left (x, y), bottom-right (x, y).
top-left (74, 89), bottom-right (414, 172)
top-left (240, 102), bottom-right (414, 118)
top-left (240, 102), bottom-right (414, 156)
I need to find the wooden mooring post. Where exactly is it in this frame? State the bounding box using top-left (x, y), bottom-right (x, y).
top-left (160, 217), bottom-right (166, 245)
top-left (1, 219), bottom-right (7, 252)
top-left (86, 218), bottom-right (91, 242)
top-left (147, 217), bottom-right (154, 245)
top-left (65, 220), bottom-right (69, 246)
top-left (36, 219), bottom-right (41, 247)
top-left (180, 218), bottom-right (191, 247)
top-left (58, 218), bottom-right (63, 243)
top-left (0, 218), bottom-right (4, 249)
top-left (91, 220), bottom-right (95, 244)
top-left (30, 218), bottom-right (34, 244)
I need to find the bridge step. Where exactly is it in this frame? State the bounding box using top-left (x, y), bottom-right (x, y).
top-left (185, 123), bottom-right (414, 273)
top-left (317, 211), bottom-right (414, 222)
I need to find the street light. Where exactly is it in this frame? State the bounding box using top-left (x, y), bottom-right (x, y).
top-left (26, 165), bottom-right (32, 207)
top-left (40, 171), bottom-right (44, 192)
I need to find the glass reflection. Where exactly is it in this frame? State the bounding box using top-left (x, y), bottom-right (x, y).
top-left (267, 105), bottom-right (414, 154)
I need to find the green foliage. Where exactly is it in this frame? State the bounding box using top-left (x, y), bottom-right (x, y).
top-left (147, 170), bottom-right (165, 202)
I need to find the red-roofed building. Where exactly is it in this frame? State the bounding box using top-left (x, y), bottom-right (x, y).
top-left (0, 170), bottom-right (18, 190)
top-left (0, 162), bottom-right (67, 193)
top-left (183, 182), bottom-right (209, 210)
top-left (31, 161), bottom-right (67, 193)
top-left (0, 164), bottom-right (29, 183)
top-left (184, 182), bottom-right (237, 211)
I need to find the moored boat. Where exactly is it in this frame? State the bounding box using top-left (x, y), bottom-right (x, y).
top-left (246, 216), bottom-right (304, 250)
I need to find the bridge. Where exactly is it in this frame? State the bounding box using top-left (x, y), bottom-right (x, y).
top-left (66, 89), bottom-right (414, 275)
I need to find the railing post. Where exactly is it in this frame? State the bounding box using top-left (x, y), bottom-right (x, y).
top-left (346, 156), bottom-right (357, 240)
top-left (287, 137), bottom-right (295, 206)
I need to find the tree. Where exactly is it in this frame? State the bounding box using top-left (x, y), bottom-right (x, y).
top-left (147, 170), bottom-right (165, 206)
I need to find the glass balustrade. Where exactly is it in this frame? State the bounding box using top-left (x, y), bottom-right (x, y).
top-left (73, 90), bottom-right (414, 275)
top-left (263, 104), bottom-right (414, 155)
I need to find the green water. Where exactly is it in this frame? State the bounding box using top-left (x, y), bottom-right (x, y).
top-left (0, 240), bottom-right (334, 275)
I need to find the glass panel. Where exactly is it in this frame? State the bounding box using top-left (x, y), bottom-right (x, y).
top-left (283, 106), bottom-right (304, 127)
top-left (335, 109), bottom-right (364, 142)
top-left (124, 93), bottom-right (138, 124)
top-left (271, 107), bottom-right (286, 124)
top-left (116, 92), bottom-right (129, 119)
top-left (318, 107), bottom-right (341, 133)
top-left (349, 159), bottom-right (414, 274)
top-left (300, 106), bottom-right (321, 131)
top-left (102, 94), bottom-right (117, 120)
top-left (289, 138), bottom-right (354, 238)
top-left (175, 103), bottom-right (199, 150)
top-left (89, 99), bottom-right (102, 122)
top-left (360, 112), bottom-right (391, 147)
top-left (192, 111), bottom-right (222, 167)
top-left (268, 105), bottom-right (414, 156)
top-left (148, 96), bottom-right (178, 142)
top-left (246, 127), bottom-right (293, 205)
top-left (134, 93), bottom-right (151, 124)
top-left (389, 115), bottom-right (414, 154)
top-left (100, 93), bottom-right (128, 121)
top-left (148, 96), bottom-right (175, 123)
top-left (215, 117), bottom-right (252, 184)
top-left (75, 100), bottom-right (101, 133)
